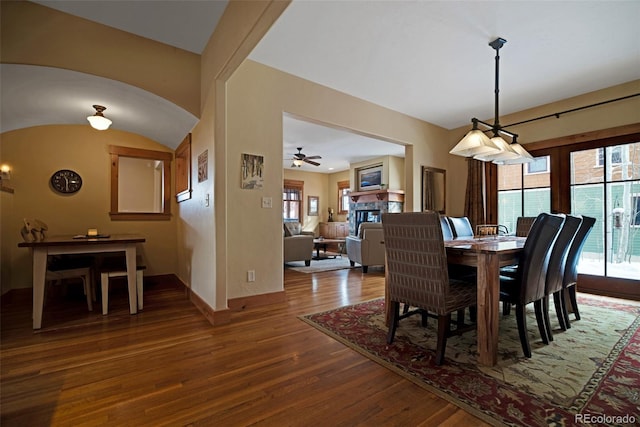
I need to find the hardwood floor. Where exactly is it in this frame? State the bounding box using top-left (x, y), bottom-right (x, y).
top-left (1, 268), bottom-right (489, 426)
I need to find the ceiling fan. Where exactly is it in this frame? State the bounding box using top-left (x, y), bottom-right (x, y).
top-left (290, 147), bottom-right (321, 167)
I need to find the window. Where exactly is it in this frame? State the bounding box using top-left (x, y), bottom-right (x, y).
top-left (497, 156), bottom-right (550, 233)
top-left (283, 179), bottom-right (303, 222)
top-left (338, 180), bottom-right (350, 214)
top-left (525, 156), bottom-right (549, 174)
top-left (597, 147), bottom-right (622, 166)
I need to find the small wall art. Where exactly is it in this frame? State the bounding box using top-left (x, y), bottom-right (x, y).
top-left (197, 149), bottom-right (208, 183)
top-left (241, 153), bottom-right (264, 189)
top-left (308, 196), bottom-right (319, 216)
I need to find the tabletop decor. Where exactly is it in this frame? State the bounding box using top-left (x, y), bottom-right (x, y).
top-left (300, 295), bottom-right (640, 427)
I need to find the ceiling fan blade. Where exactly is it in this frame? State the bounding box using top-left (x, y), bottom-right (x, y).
top-left (304, 159), bottom-right (320, 166)
top-left (305, 155), bottom-right (321, 160)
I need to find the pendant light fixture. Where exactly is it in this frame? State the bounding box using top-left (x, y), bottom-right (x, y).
top-left (450, 38), bottom-right (533, 164)
top-left (87, 105), bottom-right (112, 130)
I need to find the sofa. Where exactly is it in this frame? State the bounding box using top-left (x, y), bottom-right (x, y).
top-left (283, 222), bottom-right (315, 266)
top-left (345, 222), bottom-right (385, 273)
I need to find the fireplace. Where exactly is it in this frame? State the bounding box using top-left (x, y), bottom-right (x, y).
top-left (354, 209), bottom-right (381, 234)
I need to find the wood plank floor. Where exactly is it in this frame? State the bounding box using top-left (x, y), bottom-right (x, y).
top-left (1, 268), bottom-right (489, 426)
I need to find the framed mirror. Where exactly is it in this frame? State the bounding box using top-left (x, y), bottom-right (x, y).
top-left (109, 145), bottom-right (172, 220)
top-left (421, 166), bottom-right (446, 214)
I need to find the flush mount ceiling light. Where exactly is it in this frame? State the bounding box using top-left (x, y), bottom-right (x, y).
top-left (87, 105), bottom-right (112, 130)
top-left (450, 38), bottom-right (533, 164)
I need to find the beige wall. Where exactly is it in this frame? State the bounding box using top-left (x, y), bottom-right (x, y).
top-left (283, 169), bottom-right (328, 235)
top-left (223, 59), bottom-right (449, 301)
top-left (0, 126), bottom-right (177, 294)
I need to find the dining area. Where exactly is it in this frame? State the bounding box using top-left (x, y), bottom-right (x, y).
top-left (382, 211), bottom-right (595, 367)
top-left (17, 220), bottom-right (146, 330)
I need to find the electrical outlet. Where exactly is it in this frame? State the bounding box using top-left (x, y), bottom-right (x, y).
top-left (261, 197), bottom-right (272, 208)
top-left (247, 270), bottom-right (255, 282)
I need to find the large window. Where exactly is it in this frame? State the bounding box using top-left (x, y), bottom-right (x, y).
top-left (497, 156), bottom-right (550, 234)
top-left (283, 179), bottom-right (303, 222)
top-left (338, 180), bottom-right (350, 214)
top-left (570, 143), bottom-right (640, 279)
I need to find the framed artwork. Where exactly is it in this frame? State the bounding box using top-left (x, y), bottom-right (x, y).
top-left (197, 149), bottom-right (208, 183)
top-left (357, 164), bottom-right (383, 191)
top-left (308, 196), bottom-right (319, 216)
top-left (241, 153), bottom-right (264, 189)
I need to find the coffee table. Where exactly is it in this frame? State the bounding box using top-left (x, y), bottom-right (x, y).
top-left (312, 238), bottom-right (346, 259)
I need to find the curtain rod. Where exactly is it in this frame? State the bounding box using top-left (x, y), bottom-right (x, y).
top-left (502, 93), bottom-right (640, 129)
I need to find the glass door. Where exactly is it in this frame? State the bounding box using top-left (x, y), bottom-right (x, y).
top-left (570, 143), bottom-right (640, 279)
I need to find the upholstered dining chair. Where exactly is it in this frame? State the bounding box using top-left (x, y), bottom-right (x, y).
top-left (499, 213), bottom-right (564, 358)
top-left (446, 216), bottom-right (474, 238)
top-left (382, 211), bottom-right (477, 365)
top-left (561, 215), bottom-right (596, 328)
top-left (440, 216), bottom-right (454, 241)
top-left (543, 214), bottom-right (582, 336)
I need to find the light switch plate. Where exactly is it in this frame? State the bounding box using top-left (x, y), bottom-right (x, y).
top-left (261, 197), bottom-right (272, 208)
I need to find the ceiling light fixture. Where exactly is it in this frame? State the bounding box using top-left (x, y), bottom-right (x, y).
top-left (450, 38), bottom-right (533, 164)
top-left (292, 159), bottom-right (303, 167)
top-left (87, 105), bottom-right (112, 130)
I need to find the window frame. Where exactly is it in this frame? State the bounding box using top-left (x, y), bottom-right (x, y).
top-left (283, 179), bottom-right (304, 223)
top-left (337, 180), bottom-right (350, 214)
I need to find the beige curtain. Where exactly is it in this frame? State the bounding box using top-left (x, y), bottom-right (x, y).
top-left (464, 159), bottom-right (485, 231)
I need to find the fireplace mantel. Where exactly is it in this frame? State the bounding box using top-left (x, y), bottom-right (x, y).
top-left (350, 189), bottom-right (404, 203)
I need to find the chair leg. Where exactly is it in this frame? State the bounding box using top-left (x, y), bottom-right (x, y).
top-left (503, 302), bottom-right (511, 316)
top-left (469, 305), bottom-right (477, 323)
top-left (82, 274), bottom-right (92, 311)
top-left (560, 289), bottom-right (572, 329)
top-left (101, 272), bottom-right (109, 315)
top-left (515, 304), bottom-right (532, 358)
top-left (387, 301), bottom-right (400, 344)
top-left (552, 291), bottom-right (568, 331)
top-left (435, 314), bottom-right (450, 365)
top-left (362, 265), bottom-right (368, 273)
top-left (136, 270), bottom-right (143, 310)
top-left (568, 285), bottom-right (580, 320)
top-left (534, 299), bottom-right (551, 344)
top-left (456, 309), bottom-right (465, 328)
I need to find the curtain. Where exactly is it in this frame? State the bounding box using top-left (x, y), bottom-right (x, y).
top-left (464, 159), bottom-right (485, 231)
top-left (422, 169), bottom-right (435, 211)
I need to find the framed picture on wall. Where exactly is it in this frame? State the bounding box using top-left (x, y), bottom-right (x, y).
top-left (357, 164), bottom-right (383, 191)
top-left (241, 153), bottom-right (264, 189)
top-left (308, 196), bottom-right (319, 216)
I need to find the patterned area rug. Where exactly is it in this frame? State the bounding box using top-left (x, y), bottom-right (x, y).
top-left (300, 295), bottom-right (640, 426)
top-left (285, 256), bottom-right (354, 273)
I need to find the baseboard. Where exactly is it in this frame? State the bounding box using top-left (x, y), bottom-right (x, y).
top-left (228, 291), bottom-right (287, 311)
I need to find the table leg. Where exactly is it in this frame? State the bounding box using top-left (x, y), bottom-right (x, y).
top-left (125, 245), bottom-right (137, 315)
top-left (32, 248), bottom-right (47, 329)
top-left (476, 252), bottom-right (500, 366)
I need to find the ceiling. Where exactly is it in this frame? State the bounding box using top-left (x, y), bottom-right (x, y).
top-left (2, 1), bottom-right (639, 172)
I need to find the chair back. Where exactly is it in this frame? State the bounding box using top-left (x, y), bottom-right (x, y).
top-left (545, 215), bottom-right (582, 295)
top-left (382, 212), bottom-right (450, 315)
top-left (516, 213), bottom-right (564, 304)
top-left (440, 215), bottom-right (454, 240)
top-left (447, 216), bottom-right (474, 238)
top-left (515, 216), bottom-right (537, 237)
top-left (563, 215), bottom-right (596, 287)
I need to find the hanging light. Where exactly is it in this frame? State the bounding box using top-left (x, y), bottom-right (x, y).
top-left (292, 159), bottom-right (303, 167)
top-left (87, 105), bottom-right (112, 130)
top-left (450, 38), bottom-right (532, 164)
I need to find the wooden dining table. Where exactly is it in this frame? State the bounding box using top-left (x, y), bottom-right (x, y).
top-left (444, 235), bottom-right (526, 366)
top-left (18, 234), bottom-right (146, 329)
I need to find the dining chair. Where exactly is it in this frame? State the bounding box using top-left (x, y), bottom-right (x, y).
top-left (515, 216), bottom-right (537, 237)
top-left (382, 212), bottom-right (477, 365)
top-left (446, 216), bottom-right (474, 238)
top-left (46, 256), bottom-right (95, 311)
top-left (543, 214), bottom-right (582, 336)
top-left (440, 215), bottom-right (454, 241)
top-left (499, 213), bottom-right (564, 358)
top-left (562, 215), bottom-right (596, 328)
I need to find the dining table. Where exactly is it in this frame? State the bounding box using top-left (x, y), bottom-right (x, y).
top-left (18, 234), bottom-right (146, 329)
top-left (444, 235), bottom-right (526, 366)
